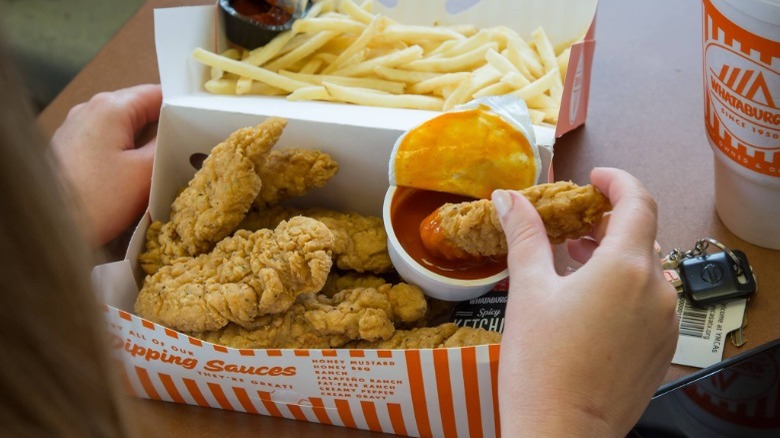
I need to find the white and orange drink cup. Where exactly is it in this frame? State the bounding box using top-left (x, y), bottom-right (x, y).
top-left (702, 0), bottom-right (780, 249)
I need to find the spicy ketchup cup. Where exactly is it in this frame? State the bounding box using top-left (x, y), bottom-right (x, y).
top-left (383, 186), bottom-right (509, 301)
top-left (383, 95), bottom-right (540, 301)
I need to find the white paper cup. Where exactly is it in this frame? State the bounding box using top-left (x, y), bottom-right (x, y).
top-left (383, 186), bottom-right (508, 302)
top-left (714, 154), bottom-right (780, 249)
top-left (702, 0), bottom-right (780, 249)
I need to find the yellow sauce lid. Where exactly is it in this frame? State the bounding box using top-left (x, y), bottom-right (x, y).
top-left (390, 95), bottom-right (540, 199)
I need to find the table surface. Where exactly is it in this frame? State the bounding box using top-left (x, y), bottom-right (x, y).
top-left (38, 0), bottom-right (779, 436)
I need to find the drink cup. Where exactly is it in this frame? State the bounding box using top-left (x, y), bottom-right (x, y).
top-left (702, 0), bottom-right (780, 249)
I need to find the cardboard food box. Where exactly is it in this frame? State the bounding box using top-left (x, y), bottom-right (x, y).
top-left (92, 1), bottom-right (598, 436)
top-left (155, 0), bottom-right (597, 139)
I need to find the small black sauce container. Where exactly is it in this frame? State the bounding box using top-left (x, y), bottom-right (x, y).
top-left (218, 0), bottom-right (308, 49)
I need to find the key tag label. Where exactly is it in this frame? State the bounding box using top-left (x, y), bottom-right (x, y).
top-left (672, 297), bottom-right (748, 368)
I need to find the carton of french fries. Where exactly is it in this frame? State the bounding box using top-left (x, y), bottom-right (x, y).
top-left (92, 1), bottom-right (597, 435)
top-left (157, 0), bottom-right (597, 138)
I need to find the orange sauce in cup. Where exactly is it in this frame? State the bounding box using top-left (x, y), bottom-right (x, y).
top-left (390, 186), bottom-right (507, 280)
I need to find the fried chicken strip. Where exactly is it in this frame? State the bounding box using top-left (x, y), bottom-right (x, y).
top-left (320, 271), bottom-right (389, 298)
top-left (421, 181), bottom-right (612, 259)
top-left (134, 216), bottom-right (334, 333)
top-left (252, 148), bottom-right (339, 208)
top-left (139, 118), bottom-right (287, 274)
top-left (240, 206), bottom-right (393, 273)
top-left (347, 323), bottom-right (502, 349)
top-left (192, 283), bottom-right (428, 349)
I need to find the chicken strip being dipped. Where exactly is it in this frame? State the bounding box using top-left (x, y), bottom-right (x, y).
top-left (139, 118), bottom-right (287, 274)
top-left (135, 216), bottom-right (334, 333)
top-left (420, 181), bottom-right (612, 260)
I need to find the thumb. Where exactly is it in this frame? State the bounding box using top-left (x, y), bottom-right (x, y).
top-left (492, 189), bottom-right (556, 280)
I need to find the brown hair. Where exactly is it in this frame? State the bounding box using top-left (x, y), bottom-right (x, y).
top-left (0, 30), bottom-right (135, 436)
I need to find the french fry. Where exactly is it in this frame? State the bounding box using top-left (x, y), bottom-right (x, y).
top-left (330, 45), bottom-right (424, 77)
top-left (264, 31), bottom-right (339, 72)
top-left (536, 106), bottom-right (559, 124)
top-left (433, 29), bottom-right (491, 58)
top-left (409, 72), bottom-right (470, 95)
top-left (193, 48), bottom-right (310, 92)
top-left (532, 27), bottom-right (564, 102)
top-left (292, 17), bottom-right (366, 35)
top-left (424, 39), bottom-right (459, 57)
top-left (373, 66), bottom-right (439, 83)
top-left (507, 36), bottom-right (543, 78)
top-left (557, 47), bottom-right (571, 82)
top-left (280, 70), bottom-right (406, 94)
top-left (246, 82), bottom-right (288, 95)
top-left (236, 77), bottom-right (253, 95)
top-left (525, 93), bottom-right (558, 109)
top-left (442, 66), bottom-right (502, 110)
top-left (211, 66), bottom-right (225, 80)
top-left (299, 57), bottom-right (325, 74)
top-left (404, 42), bottom-right (497, 73)
top-left (472, 81), bottom-right (515, 99)
top-left (210, 48), bottom-right (243, 79)
top-left (243, 30), bottom-right (297, 66)
top-left (444, 24), bottom-right (479, 38)
top-left (508, 68), bottom-right (559, 100)
top-left (338, 0), bottom-right (376, 24)
top-left (484, 48), bottom-right (519, 75)
top-left (501, 71), bottom-right (531, 88)
top-left (287, 85), bottom-right (333, 101)
top-left (532, 27), bottom-right (559, 73)
top-left (308, 0), bottom-right (337, 18)
top-left (322, 15), bottom-right (387, 74)
top-left (204, 78), bottom-right (238, 94)
top-left (378, 24), bottom-right (467, 43)
top-left (501, 47), bottom-right (535, 82)
top-left (528, 109), bottom-right (546, 125)
top-left (359, 0), bottom-right (374, 12)
top-left (323, 82), bottom-right (443, 110)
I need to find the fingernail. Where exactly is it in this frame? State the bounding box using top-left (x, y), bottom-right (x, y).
top-left (492, 190), bottom-right (512, 217)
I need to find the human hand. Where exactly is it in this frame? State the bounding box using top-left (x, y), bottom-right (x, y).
top-left (51, 84), bottom-right (162, 247)
top-left (494, 167), bottom-right (679, 437)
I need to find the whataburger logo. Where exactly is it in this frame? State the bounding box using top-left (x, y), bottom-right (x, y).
top-left (710, 64), bottom-right (780, 127)
top-left (705, 41), bottom-right (780, 155)
top-left (710, 64), bottom-right (779, 124)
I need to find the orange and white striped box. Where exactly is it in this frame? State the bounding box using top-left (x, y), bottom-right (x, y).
top-left (92, 104), bottom-right (504, 437)
top-left (92, 1), bottom-right (600, 436)
top-left (102, 305), bottom-right (501, 437)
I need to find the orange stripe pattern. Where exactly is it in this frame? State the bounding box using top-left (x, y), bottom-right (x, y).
top-left (105, 306), bottom-right (504, 437)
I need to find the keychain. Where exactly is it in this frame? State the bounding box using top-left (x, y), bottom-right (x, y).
top-left (662, 238), bottom-right (757, 308)
top-left (662, 238), bottom-right (756, 348)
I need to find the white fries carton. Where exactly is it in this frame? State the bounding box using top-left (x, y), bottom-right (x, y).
top-left (92, 1), bottom-right (598, 436)
top-left (156, 0), bottom-right (597, 138)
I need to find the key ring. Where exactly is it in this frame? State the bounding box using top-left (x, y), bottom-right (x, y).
top-left (697, 238), bottom-right (744, 276)
top-left (663, 238), bottom-right (745, 276)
